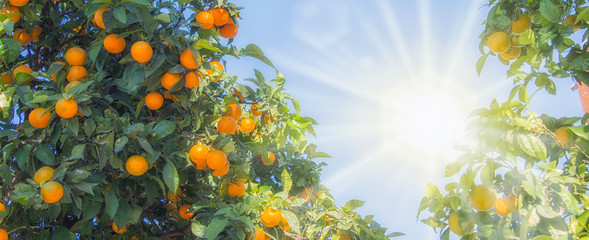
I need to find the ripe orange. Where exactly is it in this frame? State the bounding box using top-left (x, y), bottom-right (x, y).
top-left (168, 188), bottom-right (183, 202)
top-left (112, 222), bottom-right (127, 234)
top-left (469, 185), bottom-right (496, 211)
top-left (240, 117), bottom-right (255, 133)
top-left (8, 0), bottom-right (28, 7)
top-left (260, 207), bottom-right (281, 227)
top-left (56, 98), bottom-right (78, 118)
top-left (103, 34), bottom-right (126, 54)
top-left (189, 144), bottom-right (209, 169)
top-left (34, 166), bottom-right (55, 184)
top-left (262, 152), bottom-right (275, 165)
top-left (494, 195), bottom-right (517, 217)
top-left (31, 26), bottom-right (42, 42)
top-left (0, 202), bottom-right (5, 217)
top-left (1, 5), bottom-right (21, 23)
top-left (126, 155), bottom-right (149, 176)
top-left (178, 204), bottom-right (194, 219)
top-left (500, 47), bottom-right (521, 61)
top-left (448, 211), bottom-right (474, 236)
top-left (511, 15), bottom-right (531, 34)
top-left (161, 72), bottom-right (181, 90)
top-left (211, 8), bottom-right (229, 26)
top-left (64, 80), bottom-right (81, 93)
top-left (94, 8), bottom-right (110, 29)
top-left (487, 32), bottom-right (511, 53)
top-left (227, 104), bottom-right (242, 120)
top-left (65, 47), bottom-right (87, 66)
top-left (180, 49), bottom-right (201, 70)
top-left (0, 229), bottom-right (7, 240)
top-left (145, 92), bottom-right (164, 110)
top-left (13, 64), bottom-right (32, 84)
top-left (66, 65), bottom-right (87, 82)
top-left (210, 60), bottom-right (224, 71)
top-left (206, 149), bottom-right (227, 170)
top-left (220, 23), bottom-right (238, 39)
top-left (555, 126), bottom-right (572, 147)
top-left (228, 182), bottom-right (245, 197)
top-left (196, 11), bottom-right (214, 29)
top-left (216, 116), bottom-right (237, 134)
top-left (28, 108), bottom-right (51, 129)
top-left (563, 15), bottom-right (582, 31)
top-left (184, 71), bottom-right (200, 88)
top-left (131, 41), bottom-right (153, 63)
top-left (252, 228), bottom-right (266, 240)
top-left (251, 104), bottom-right (262, 116)
top-left (1, 72), bottom-right (12, 84)
top-left (212, 163), bottom-right (229, 176)
top-left (50, 61), bottom-right (66, 82)
top-left (263, 114), bottom-right (270, 125)
top-left (41, 181), bottom-right (64, 203)
top-left (13, 28), bottom-right (32, 45)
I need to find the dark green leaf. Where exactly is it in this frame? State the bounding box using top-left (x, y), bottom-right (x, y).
top-left (104, 190), bottom-right (119, 218)
top-left (152, 120), bottom-right (175, 140)
top-left (113, 7), bottom-right (127, 24)
top-left (205, 216), bottom-right (229, 240)
top-left (539, 0), bottom-right (561, 23)
top-left (0, 38), bottom-right (22, 63)
top-left (35, 144), bottom-right (55, 165)
top-left (163, 162), bottom-right (179, 194)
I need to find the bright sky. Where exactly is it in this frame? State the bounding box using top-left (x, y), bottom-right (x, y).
top-left (227, 0), bottom-right (584, 239)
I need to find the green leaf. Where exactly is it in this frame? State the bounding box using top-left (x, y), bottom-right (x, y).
top-left (281, 168), bottom-right (292, 193)
top-left (343, 199), bottom-right (365, 211)
top-left (425, 183), bottom-right (439, 198)
top-left (568, 126), bottom-right (589, 140)
top-left (83, 118), bottom-right (96, 137)
top-left (137, 137), bottom-right (153, 153)
top-left (114, 136), bottom-right (129, 152)
top-left (14, 144), bottom-right (33, 170)
top-left (82, 198), bottom-right (102, 221)
top-left (152, 120), bottom-right (175, 140)
top-left (0, 38), bottom-right (22, 63)
top-left (194, 39), bottom-right (222, 52)
top-left (113, 7), bottom-right (127, 24)
top-left (191, 221), bottom-right (206, 237)
top-left (155, 13), bottom-right (170, 24)
top-left (104, 190), bottom-right (119, 218)
top-left (68, 169), bottom-right (90, 183)
top-left (539, 0), bottom-right (561, 23)
top-left (516, 134), bottom-right (547, 161)
top-left (163, 162), bottom-right (179, 194)
top-left (70, 144), bottom-right (86, 160)
top-left (476, 53), bottom-right (488, 76)
top-left (519, 29), bottom-right (535, 45)
top-left (35, 144), bottom-right (55, 165)
top-left (51, 226), bottom-right (73, 240)
top-left (205, 216), bottom-right (229, 240)
top-left (10, 183), bottom-right (36, 204)
top-left (241, 44), bottom-right (275, 69)
top-left (122, 0), bottom-right (151, 6)
top-left (114, 200), bottom-right (131, 231)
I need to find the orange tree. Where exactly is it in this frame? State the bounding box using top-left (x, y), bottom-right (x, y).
top-left (0, 0), bottom-right (400, 239)
top-left (419, 0), bottom-right (589, 239)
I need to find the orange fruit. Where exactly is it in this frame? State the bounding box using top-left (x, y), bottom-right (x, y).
top-left (233, 89), bottom-right (244, 100)
top-left (65, 47), bottom-right (87, 66)
top-left (299, 187), bottom-right (313, 203)
top-left (34, 166), bottom-right (55, 184)
top-left (1, 72), bottom-right (12, 84)
top-left (66, 65), bottom-right (87, 82)
top-left (163, 92), bottom-right (180, 102)
top-left (189, 144), bottom-right (209, 168)
top-left (511, 15), bottom-right (531, 34)
top-left (252, 228), bottom-right (266, 240)
top-left (469, 185), bottom-right (497, 211)
top-left (262, 152), bottom-right (275, 165)
top-left (494, 195), bottom-right (517, 217)
top-left (196, 11), bottom-right (214, 29)
top-left (212, 163), bottom-right (229, 177)
top-left (211, 8), bottom-right (229, 26)
top-left (1, 5), bottom-right (21, 23)
top-left (28, 108), bottom-right (51, 129)
top-left (206, 149), bottom-right (227, 170)
top-left (555, 126), bottom-right (573, 147)
top-left (8, 0), bottom-right (28, 7)
top-left (240, 117), bottom-right (255, 133)
top-left (64, 80), bottom-right (81, 93)
top-left (228, 182), bottom-right (245, 197)
top-left (263, 114), bottom-right (271, 125)
top-left (205, 60), bottom-right (224, 81)
top-left (487, 32), bottom-right (511, 53)
top-left (103, 34), bottom-right (126, 54)
top-left (500, 47), bottom-right (521, 61)
top-left (13, 64), bottom-right (32, 84)
top-left (227, 104), bottom-right (242, 120)
top-left (144, 92), bottom-right (164, 110)
top-left (251, 104), bottom-right (262, 116)
top-left (55, 98), bottom-right (78, 118)
top-left (448, 211), bottom-right (474, 236)
top-left (94, 8), bottom-right (110, 29)
top-left (184, 71), bottom-right (200, 88)
top-left (168, 188), bottom-right (183, 202)
top-left (180, 49), bottom-right (201, 70)
top-left (210, 60), bottom-right (224, 71)
top-left (0, 229), bottom-right (7, 240)
top-left (50, 61), bottom-right (66, 82)
top-left (161, 72), bottom-right (181, 90)
top-left (131, 41), bottom-right (153, 63)
top-left (13, 28), bottom-right (32, 45)
top-left (216, 116), bottom-right (237, 134)
top-left (41, 181), bottom-right (64, 203)
top-left (112, 222), bottom-right (127, 234)
top-left (563, 15), bottom-right (582, 31)
top-left (31, 26), bottom-right (42, 41)
top-left (0, 203), bottom-right (4, 220)
top-left (178, 204), bottom-right (194, 219)
top-left (219, 23), bottom-right (238, 39)
top-left (126, 155), bottom-right (149, 176)
top-left (260, 207), bottom-right (281, 228)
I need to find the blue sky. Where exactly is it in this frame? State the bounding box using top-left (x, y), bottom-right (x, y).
top-left (226, 1), bottom-right (584, 239)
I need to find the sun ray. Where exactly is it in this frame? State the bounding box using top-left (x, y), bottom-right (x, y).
top-left (418, 0), bottom-right (432, 71)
